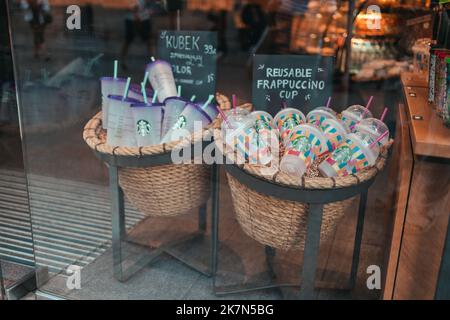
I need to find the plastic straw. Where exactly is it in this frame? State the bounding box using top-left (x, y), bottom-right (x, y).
top-left (202, 95), bottom-right (214, 110)
top-left (141, 82), bottom-right (148, 104)
top-left (370, 131), bottom-right (388, 148)
top-left (380, 107), bottom-right (388, 122)
top-left (326, 97), bottom-right (332, 109)
top-left (232, 94), bottom-right (237, 113)
top-left (177, 85), bottom-right (182, 97)
top-left (143, 71), bottom-right (149, 86)
top-left (190, 95), bottom-right (196, 102)
top-left (122, 77), bottom-right (131, 101)
top-left (365, 96), bottom-right (374, 110)
top-left (114, 60), bottom-right (118, 79)
top-left (152, 90), bottom-right (158, 103)
top-left (216, 105), bottom-right (233, 129)
top-left (282, 101), bottom-right (287, 109)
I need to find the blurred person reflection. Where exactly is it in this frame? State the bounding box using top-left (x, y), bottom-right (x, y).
top-left (241, 0), bottom-right (267, 51)
top-left (166, 0), bottom-right (183, 30)
top-left (21, 0), bottom-right (52, 60)
top-left (121, 0), bottom-right (152, 70)
top-left (208, 0), bottom-right (233, 56)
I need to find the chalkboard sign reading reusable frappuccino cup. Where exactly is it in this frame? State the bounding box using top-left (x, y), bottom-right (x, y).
top-left (252, 55), bottom-right (334, 115)
top-left (158, 31), bottom-right (217, 101)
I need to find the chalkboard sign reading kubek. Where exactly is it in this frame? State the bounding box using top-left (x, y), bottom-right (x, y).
top-left (158, 31), bottom-right (217, 102)
top-left (252, 55), bottom-right (334, 115)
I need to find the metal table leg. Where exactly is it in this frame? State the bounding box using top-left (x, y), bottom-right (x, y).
top-left (299, 203), bottom-right (324, 300)
top-left (435, 213), bottom-right (450, 299)
top-left (110, 165), bottom-right (163, 282)
top-left (198, 203), bottom-right (207, 233)
top-left (211, 164), bottom-right (220, 286)
top-left (349, 190), bottom-right (368, 289)
top-left (0, 260), bottom-right (5, 299)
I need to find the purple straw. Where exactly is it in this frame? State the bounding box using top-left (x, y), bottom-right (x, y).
top-left (380, 107), bottom-right (388, 122)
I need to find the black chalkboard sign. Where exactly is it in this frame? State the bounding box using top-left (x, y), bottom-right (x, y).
top-left (158, 31), bottom-right (217, 102)
top-left (252, 55), bottom-right (334, 115)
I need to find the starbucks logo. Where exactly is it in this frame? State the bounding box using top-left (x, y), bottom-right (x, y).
top-left (332, 145), bottom-right (352, 164)
top-left (255, 119), bottom-right (271, 132)
top-left (136, 119), bottom-right (151, 137)
top-left (174, 115), bottom-right (187, 129)
top-left (282, 117), bottom-right (299, 130)
top-left (291, 136), bottom-right (311, 153)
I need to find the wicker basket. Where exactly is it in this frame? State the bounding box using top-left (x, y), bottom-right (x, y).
top-left (214, 101), bottom-right (390, 251)
top-left (83, 93), bottom-right (231, 217)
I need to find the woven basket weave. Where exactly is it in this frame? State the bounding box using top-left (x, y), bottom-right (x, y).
top-left (83, 93), bottom-right (230, 217)
top-left (214, 101), bottom-right (390, 251)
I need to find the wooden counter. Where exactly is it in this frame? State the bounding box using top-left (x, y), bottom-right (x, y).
top-left (383, 73), bottom-right (450, 300)
top-left (402, 85), bottom-right (450, 158)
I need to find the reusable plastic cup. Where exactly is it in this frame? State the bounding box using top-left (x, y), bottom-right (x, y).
top-left (354, 118), bottom-right (390, 147)
top-left (318, 132), bottom-right (380, 177)
top-left (106, 95), bottom-right (141, 147)
top-left (128, 83), bottom-right (154, 103)
top-left (200, 103), bottom-right (220, 121)
top-left (306, 106), bottom-right (338, 126)
top-left (224, 117), bottom-right (272, 165)
top-left (273, 108), bottom-right (306, 142)
top-left (340, 105), bottom-right (373, 132)
top-left (251, 111), bottom-right (277, 164)
top-left (100, 77), bottom-right (127, 129)
top-left (280, 124), bottom-right (328, 178)
top-left (220, 107), bottom-right (251, 138)
top-left (161, 97), bottom-right (188, 137)
top-left (320, 118), bottom-right (348, 151)
top-left (161, 102), bottom-right (212, 143)
top-left (251, 111), bottom-right (274, 133)
top-left (146, 60), bottom-right (178, 103)
top-left (131, 102), bottom-right (163, 147)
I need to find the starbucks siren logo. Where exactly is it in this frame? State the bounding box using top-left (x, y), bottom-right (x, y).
top-left (282, 117), bottom-right (299, 130)
top-left (137, 119), bottom-right (151, 137)
top-left (332, 145), bottom-right (352, 164)
top-left (291, 136), bottom-right (311, 153)
top-left (174, 115), bottom-right (187, 129)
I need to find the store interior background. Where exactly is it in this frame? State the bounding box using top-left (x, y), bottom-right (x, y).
top-left (0, 0), bottom-right (443, 300)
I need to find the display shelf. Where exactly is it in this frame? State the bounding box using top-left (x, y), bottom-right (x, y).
top-left (401, 75), bottom-right (450, 159)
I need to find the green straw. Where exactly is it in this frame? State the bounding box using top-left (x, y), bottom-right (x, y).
top-left (201, 95), bottom-right (214, 110)
top-left (122, 77), bottom-right (131, 101)
top-left (114, 60), bottom-right (118, 79)
top-left (141, 82), bottom-right (148, 104)
top-left (143, 71), bottom-right (149, 86)
top-left (177, 85), bottom-right (182, 97)
top-left (152, 90), bottom-right (158, 103)
top-left (190, 95), bottom-right (196, 102)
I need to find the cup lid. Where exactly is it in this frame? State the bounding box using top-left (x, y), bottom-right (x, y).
top-left (251, 110), bottom-right (273, 121)
top-left (280, 154), bottom-right (307, 177)
top-left (274, 108), bottom-right (306, 126)
top-left (163, 96), bottom-right (189, 104)
top-left (107, 95), bottom-right (141, 104)
top-left (322, 118), bottom-right (349, 135)
top-left (131, 102), bottom-right (164, 108)
top-left (348, 132), bottom-right (379, 165)
top-left (318, 160), bottom-right (338, 177)
top-left (100, 76), bottom-right (127, 82)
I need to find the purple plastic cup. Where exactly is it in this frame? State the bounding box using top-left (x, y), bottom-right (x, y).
top-left (106, 95), bottom-right (141, 147)
top-left (161, 97), bottom-right (188, 137)
top-left (131, 102), bottom-right (163, 147)
top-left (128, 83), bottom-right (154, 103)
top-left (100, 77), bottom-right (127, 128)
top-left (161, 102), bottom-right (212, 143)
top-left (146, 59), bottom-right (178, 103)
